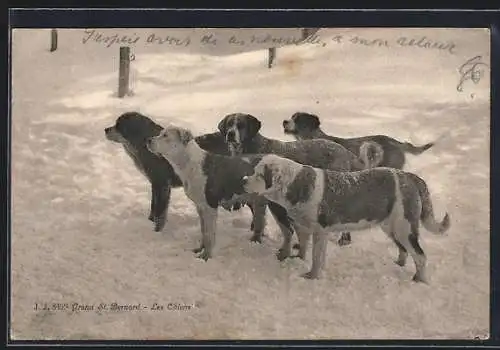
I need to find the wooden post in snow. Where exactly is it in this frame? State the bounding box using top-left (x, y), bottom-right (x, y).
top-left (50, 29), bottom-right (58, 52)
top-left (118, 46), bottom-right (131, 98)
top-left (267, 47), bottom-right (276, 69)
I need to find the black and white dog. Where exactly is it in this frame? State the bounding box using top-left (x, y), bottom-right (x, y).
top-left (104, 112), bottom-right (229, 232)
top-left (217, 112), bottom-right (381, 246)
top-left (241, 154), bottom-right (450, 282)
top-left (283, 112), bottom-right (435, 169)
top-left (146, 125), bottom-right (293, 261)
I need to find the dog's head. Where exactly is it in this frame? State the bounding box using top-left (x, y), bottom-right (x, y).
top-left (282, 112), bottom-right (321, 138)
top-left (146, 126), bottom-right (194, 158)
top-left (242, 154), bottom-right (288, 195)
top-left (105, 112), bottom-right (163, 145)
top-left (217, 113), bottom-right (262, 146)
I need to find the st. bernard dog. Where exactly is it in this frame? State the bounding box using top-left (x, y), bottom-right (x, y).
top-left (241, 154), bottom-right (450, 282)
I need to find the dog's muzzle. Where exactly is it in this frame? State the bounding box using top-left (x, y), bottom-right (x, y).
top-left (282, 120), bottom-right (295, 133)
top-left (226, 130), bottom-right (236, 143)
top-left (104, 127), bottom-right (121, 142)
top-left (242, 176), bottom-right (249, 186)
top-left (241, 176), bottom-right (253, 192)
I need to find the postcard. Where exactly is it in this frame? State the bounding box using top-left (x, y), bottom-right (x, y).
top-left (10, 27), bottom-right (490, 340)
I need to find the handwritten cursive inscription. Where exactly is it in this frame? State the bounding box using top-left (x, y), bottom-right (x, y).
top-left (79, 30), bottom-right (463, 56)
top-left (145, 33), bottom-right (191, 47)
top-left (82, 29), bottom-right (141, 48)
top-left (350, 36), bottom-right (389, 47)
top-left (396, 36), bottom-right (456, 54)
top-left (456, 55), bottom-right (489, 92)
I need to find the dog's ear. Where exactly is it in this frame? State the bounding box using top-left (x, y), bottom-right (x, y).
top-left (263, 164), bottom-right (273, 189)
top-left (294, 112), bottom-right (320, 129)
top-left (217, 115), bottom-right (230, 135)
top-left (176, 128), bottom-right (194, 145)
top-left (307, 113), bottom-right (321, 129)
top-left (245, 114), bottom-right (262, 139)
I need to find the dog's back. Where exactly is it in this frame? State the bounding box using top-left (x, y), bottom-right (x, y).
top-left (258, 137), bottom-right (363, 171)
top-left (318, 166), bottom-right (449, 233)
top-left (317, 167), bottom-right (397, 229)
top-left (284, 112), bottom-right (439, 169)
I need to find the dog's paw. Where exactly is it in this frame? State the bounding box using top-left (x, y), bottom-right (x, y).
top-left (250, 233), bottom-right (263, 244)
top-left (148, 213), bottom-right (154, 222)
top-left (394, 258), bottom-right (406, 267)
top-left (291, 253), bottom-right (306, 260)
top-left (192, 246), bottom-right (204, 254)
top-left (337, 233), bottom-right (352, 246)
top-left (153, 216), bottom-right (166, 232)
top-left (276, 248), bottom-right (291, 261)
top-left (196, 250), bottom-right (211, 262)
top-left (301, 271), bottom-right (319, 280)
top-left (412, 273), bottom-right (428, 284)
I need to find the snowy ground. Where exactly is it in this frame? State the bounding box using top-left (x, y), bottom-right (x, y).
top-left (10, 28), bottom-right (490, 340)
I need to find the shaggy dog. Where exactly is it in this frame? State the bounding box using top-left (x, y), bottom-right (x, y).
top-left (241, 154), bottom-right (450, 281)
top-left (283, 112), bottom-right (435, 169)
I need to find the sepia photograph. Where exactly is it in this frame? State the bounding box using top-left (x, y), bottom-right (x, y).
top-left (10, 27), bottom-right (490, 340)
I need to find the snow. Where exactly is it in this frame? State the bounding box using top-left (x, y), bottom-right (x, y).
top-left (10, 28), bottom-right (489, 340)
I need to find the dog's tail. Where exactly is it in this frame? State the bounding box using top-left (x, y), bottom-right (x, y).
top-left (398, 141), bottom-right (434, 155)
top-left (359, 141), bottom-right (384, 169)
top-left (407, 173), bottom-right (450, 234)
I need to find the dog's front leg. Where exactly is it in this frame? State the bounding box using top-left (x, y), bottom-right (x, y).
top-left (267, 201), bottom-right (294, 261)
top-left (302, 228), bottom-right (328, 280)
top-left (148, 183), bottom-right (157, 222)
top-left (192, 206), bottom-right (205, 254)
top-left (194, 205), bottom-right (218, 261)
top-left (277, 226), bottom-right (294, 261)
top-left (248, 196), bottom-right (267, 243)
top-left (151, 182), bottom-right (171, 232)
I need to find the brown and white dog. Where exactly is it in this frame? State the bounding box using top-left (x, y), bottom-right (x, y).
top-left (283, 112), bottom-right (435, 169)
top-left (218, 112), bottom-right (382, 247)
top-left (146, 125), bottom-right (294, 261)
top-left (241, 154), bottom-right (450, 281)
